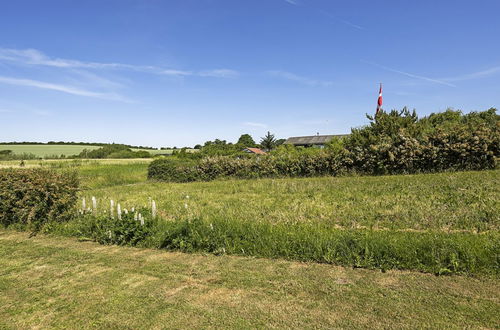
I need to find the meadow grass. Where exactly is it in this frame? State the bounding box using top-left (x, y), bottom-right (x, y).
top-left (30, 161), bottom-right (496, 275)
top-left (1, 230), bottom-right (499, 329)
top-left (83, 168), bottom-right (499, 232)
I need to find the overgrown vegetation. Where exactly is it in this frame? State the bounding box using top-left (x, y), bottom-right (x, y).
top-left (0, 168), bottom-right (79, 232)
top-left (149, 108), bottom-right (499, 182)
top-left (78, 144), bottom-right (152, 159)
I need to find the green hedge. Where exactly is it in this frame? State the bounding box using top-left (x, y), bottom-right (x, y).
top-left (148, 108), bottom-right (499, 182)
top-left (0, 168), bottom-right (79, 231)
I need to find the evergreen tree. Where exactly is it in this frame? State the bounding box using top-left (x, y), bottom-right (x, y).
top-left (260, 131), bottom-right (277, 151)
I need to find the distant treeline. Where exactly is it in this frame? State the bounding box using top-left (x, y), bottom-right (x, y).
top-left (0, 141), bottom-right (157, 150)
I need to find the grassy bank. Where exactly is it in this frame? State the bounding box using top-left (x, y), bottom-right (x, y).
top-left (2, 162), bottom-right (498, 274)
top-left (1, 230), bottom-right (499, 329)
top-left (43, 165), bottom-right (498, 275)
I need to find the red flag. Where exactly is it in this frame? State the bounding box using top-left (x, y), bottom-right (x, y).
top-left (376, 83), bottom-right (383, 114)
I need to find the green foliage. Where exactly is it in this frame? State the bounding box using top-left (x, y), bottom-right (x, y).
top-left (148, 150), bottom-right (349, 182)
top-left (237, 134), bottom-right (256, 147)
top-left (153, 218), bottom-right (499, 275)
top-left (59, 210), bottom-right (156, 246)
top-left (148, 158), bottom-right (200, 182)
top-left (198, 139), bottom-right (245, 157)
top-left (46, 212), bottom-right (499, 275)
top-left (260, 131), bottom-right (277, 151)
top-left (0, 168), bottom-right (79, 232)
top-left (79, 144), bottom-right (151, 159)
top-left (347, 107), bottom-right (499, 174)
top-left (149, 108), bottom-right (499, 182)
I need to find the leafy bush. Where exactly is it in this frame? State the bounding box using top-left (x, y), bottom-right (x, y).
top-left (56, 210), bottom-right (156, 246)
top-left (0, 169), bottom-right (79, 231)
top-left (148, 158), bottom-right (201, 182)
top-left (78, 144), bottom-right (151, 159)
top-left (346, 108), bottom-right (499, 174)
top-left (148, 108), bottom-right (499, 182)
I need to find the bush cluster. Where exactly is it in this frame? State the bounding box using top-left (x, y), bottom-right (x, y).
top-left (148, 108), bottom-right (499, 182)
top-left (0, 168), bottom-right (79, 231)
top-left (79, 144), bottom-right (151, 159)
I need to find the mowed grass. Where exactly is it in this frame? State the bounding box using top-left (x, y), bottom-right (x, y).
top-left (81, 166), bottom-right (499, 232)
top-left (1, 230), bottom-right (499, 329)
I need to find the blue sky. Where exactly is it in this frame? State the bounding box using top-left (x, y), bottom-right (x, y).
top-left (0, 0), bottom-right (499, 147)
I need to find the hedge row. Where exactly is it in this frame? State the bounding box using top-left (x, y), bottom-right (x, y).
top-left (148, 108), bottom-right (499, 182)
top-left (0, 168), bottom-right (79, 231)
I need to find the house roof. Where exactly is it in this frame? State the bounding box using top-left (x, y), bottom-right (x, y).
top-left (284, 134), bottom-right (348, 146)
top-left (244, 147), bottom-right (266, 154)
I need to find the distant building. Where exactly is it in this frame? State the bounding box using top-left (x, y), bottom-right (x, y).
top-left (243, 147), bottom-right (267, 155)
top-left (284, 134), bottom-right (348, 148)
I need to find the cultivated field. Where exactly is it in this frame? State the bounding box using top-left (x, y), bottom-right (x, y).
top-left (0, 144), bottom-right (101, 157)
top-left (0, 144), bottom-right (175, 158)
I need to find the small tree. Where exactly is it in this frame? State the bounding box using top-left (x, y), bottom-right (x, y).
top-left (237, 134), bottom-right (256, 147)
top-left (260, 131), bottom-right (277, 151)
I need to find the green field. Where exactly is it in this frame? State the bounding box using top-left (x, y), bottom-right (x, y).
top-left (0, 144), bottom-right (101, 157)
top-left (0, 144), bottom-right (177, 157)
top-left (73, 162), bottom-right (499, 232)
top-left (1, 160), bottom-right (499, 327)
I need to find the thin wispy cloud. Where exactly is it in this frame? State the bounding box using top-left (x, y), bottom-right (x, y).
top-left (0, 76), bottom-right (130, 102)
top-left (362, 60), bottom-right (456, 87)
top-left (283, 0), bottom-right (299, 5)
top-left (317, 9), bottom-right (365, 30)
top-left (441, 65), bottom-right (500, 82)
top-left (266, 70), bottom-right (332, 87)
top-left (339, 19), bottom-right (364, 30)
top-left (160, 69), bottom-right (193, 76)
top-left (199, 69), bottom-right (239, 78)
top-left (244, 122), bottom-right (268, 128)
top-left (0, 48), bottom-right (239, 79)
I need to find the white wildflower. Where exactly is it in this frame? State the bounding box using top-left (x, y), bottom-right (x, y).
top-left (152, 200), bottom-right (157, 219)
top-left (117, 203), bottom-right (122, 220)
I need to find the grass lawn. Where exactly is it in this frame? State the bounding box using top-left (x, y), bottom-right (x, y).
top-left (1, 230), bottom-right (498, 329)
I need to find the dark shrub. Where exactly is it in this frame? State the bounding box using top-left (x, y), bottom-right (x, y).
top-left (148, 158), bottom-right (200, 182)
top-left (0, 168), bottom-right (79, 231)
